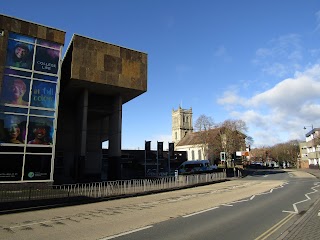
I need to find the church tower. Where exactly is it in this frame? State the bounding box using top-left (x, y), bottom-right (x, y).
top-left (172, 106), bottom-right (193, 144)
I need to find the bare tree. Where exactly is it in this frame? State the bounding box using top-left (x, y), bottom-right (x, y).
top-left (193, 115), bottom-right (216, 160)
top-left (218, 119), bottom-right (247, 160)
top-left (194, 114), bottom-right (215, 131)
top-left (255, 140), bottom-right (300, 167)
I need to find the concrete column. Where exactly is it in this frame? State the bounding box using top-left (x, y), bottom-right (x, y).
top-left (75, 89), bottom-right (88, 180)
top-left (108, 95), bottom-right (122, 180)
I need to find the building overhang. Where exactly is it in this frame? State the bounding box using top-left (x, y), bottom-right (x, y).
top-left (61, 34), bottom-right (147, 104)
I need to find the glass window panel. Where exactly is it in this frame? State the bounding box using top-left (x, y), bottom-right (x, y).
top-left (0, 145), bottom-right (25, 152)
top-left (4, 68), bottom-right (32, 78)
top-left (27, 116), bottom-right (54, 145)
top-left (23, 154), bottom-right (52, 180)
top-left (29, 109), bottom-right (55, 117)
top-left (5, 39), bottom-right (34, 70)
top-left (33, 73), bottom-right (58, 82)
top-left (8, 33), bottom-right (35, 43)
top-left (0, 154), bottom-right (23, 181)
top-left (34, 46), bottom-right (60, 74)
top-left (0, 75), bottom-right (31, 106)
top-left (0, 105), bottom-right (28, 114)
top-left (0, 113), bottom-right (27, 144)
top-left (37, 39), bottom-right (61, 50)
top-left (30, 81), bottom-right (56, 109)
top-left (26, 147), bottom-right (53, 153)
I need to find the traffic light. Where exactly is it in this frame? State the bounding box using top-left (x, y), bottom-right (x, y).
top-left (220, 152), bottom-right (226, 161)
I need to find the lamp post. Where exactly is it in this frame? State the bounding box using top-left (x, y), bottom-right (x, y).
top-left (303, 125), bottom-right (313, 130)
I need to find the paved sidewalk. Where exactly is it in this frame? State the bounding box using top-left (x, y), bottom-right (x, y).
top-left (277, 168), bottom-right (320, 240)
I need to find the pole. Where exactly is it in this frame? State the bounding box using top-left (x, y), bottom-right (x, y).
top-left (144, 141), bottom-right (147, 178)
top-left (157, 141), bottom-right (159, 177)
top-left (168, 142), bottom-right (171, 175)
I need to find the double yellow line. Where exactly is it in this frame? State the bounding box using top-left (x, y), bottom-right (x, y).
top-left (255, 213), bottom-right (296, 240)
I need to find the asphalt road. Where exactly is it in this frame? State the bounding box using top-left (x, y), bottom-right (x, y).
top-left (0, 169), bottom-right (319, 240)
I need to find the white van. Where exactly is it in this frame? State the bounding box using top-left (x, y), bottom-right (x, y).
top-left (177, 160), bottom-right (216, 174)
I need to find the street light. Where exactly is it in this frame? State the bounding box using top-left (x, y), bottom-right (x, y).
top-left (303, 124), bottom-right (314, 130)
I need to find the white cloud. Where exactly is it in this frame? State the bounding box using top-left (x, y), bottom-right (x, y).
top-left (214, 45), bottom-right (232, 62)
top-left (217, 64), bottom-right (320, 147)
top-left (253, 34), bottom-right (303, 77)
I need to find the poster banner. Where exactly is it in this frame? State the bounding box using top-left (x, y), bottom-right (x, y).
top-left (0, 76), bottom-right (31, 106)
top-left (169, 142), bottom-right (174, 158)
top-left (5, 39), bottom-right (34, 70)
top-left (0, 154), bottom-right (23, 181)
top-left (23, 155), bottom-right (51, 180)
top-left (145, 140), bottom-right (151, 159)
top-left (34, 45), bottom-right (60, 74)
top-left (0, 114), bottom-right (27, 144)
top-left (27, 117), bottom-right (53, 145)
top-left (157, 141), bottom-right (163, 159)
top-left (31, 81), bottom-right (56, 109)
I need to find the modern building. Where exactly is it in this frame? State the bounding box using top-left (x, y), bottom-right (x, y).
top-left (300, 128), bottom-right (320, 169)
top-left (0, 14), bottom-right (147, 183)
top-left (298, 141), bottom-right (309, 169)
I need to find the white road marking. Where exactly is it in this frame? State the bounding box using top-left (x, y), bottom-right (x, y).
top-left (184, 182), bottom-right (289, 220)
top-left (183, 207), bottom-right (219, 218)
top-left (99, 225), bottom-right (153, 240)
top-left (283, 183), bottom-right (320, 214)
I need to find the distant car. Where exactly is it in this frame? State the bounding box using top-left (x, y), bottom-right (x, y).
top-left (177, 160), bottom-right (216, 174)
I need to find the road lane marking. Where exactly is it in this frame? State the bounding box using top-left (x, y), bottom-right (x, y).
top-left (254, 213), bottom-right (295, 240)
top-left (183, 207), bottom-right (219, 218)
top-left (221, 182), bottom-right (288, 207)
top-left (282, 183), bottom-right (320, 214)
top-left (99, 225), bottom-right (153, 240)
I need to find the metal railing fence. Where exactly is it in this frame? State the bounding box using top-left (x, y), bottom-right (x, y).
top-left (0, 171), bottom-right (229, 203)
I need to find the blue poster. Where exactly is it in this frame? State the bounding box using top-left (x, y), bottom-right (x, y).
top-left (31, 81), bottom-right (56, 109)
top-left (5, 39), bottom-right (34, 70)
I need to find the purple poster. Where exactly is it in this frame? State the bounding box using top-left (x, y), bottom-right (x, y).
top-left (34, 45), bottom-right (60, 74)
top-left (0, 114), bottom-right (27, 144)
top-left (0, 76), bottom-right (30, 106)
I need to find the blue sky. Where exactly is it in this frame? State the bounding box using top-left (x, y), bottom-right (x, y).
top-left (3, 0), bottom-right (320, 150)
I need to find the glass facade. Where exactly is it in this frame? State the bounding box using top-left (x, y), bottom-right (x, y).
top-left (0, 32), bottom-right (62, 182)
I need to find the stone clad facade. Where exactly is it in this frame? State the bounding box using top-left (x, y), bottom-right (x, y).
top-left (68, 35), bottom-right (147, 96)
